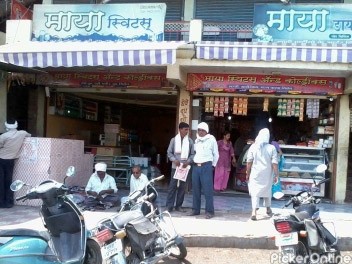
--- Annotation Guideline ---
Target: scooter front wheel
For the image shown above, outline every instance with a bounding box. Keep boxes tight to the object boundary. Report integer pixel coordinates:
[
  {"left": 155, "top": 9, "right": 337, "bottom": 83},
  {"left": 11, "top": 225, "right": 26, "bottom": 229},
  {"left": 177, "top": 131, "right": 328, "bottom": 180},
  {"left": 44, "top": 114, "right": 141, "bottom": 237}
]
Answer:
[{"left": 84, "top": 239, "right": 103, "bottom": 264}]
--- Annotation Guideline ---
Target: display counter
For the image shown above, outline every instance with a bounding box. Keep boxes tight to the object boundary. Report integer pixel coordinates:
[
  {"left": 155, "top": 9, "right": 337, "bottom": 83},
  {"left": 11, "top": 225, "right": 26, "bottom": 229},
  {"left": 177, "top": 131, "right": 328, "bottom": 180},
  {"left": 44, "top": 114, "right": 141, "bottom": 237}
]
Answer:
[
  {"left": 280, "top": 145, "right": 326, "bottom": 197},
  {"left": 13, "top": 137, "right": 94, "bottom": 206}
]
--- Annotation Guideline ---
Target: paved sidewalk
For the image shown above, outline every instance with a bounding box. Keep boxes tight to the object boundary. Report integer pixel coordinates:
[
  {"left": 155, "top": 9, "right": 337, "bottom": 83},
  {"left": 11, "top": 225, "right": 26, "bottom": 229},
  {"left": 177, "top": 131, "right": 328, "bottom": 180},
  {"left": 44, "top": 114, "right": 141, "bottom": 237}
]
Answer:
[{"left": 1, "top": 189, "right": 352, "bottom": 250}]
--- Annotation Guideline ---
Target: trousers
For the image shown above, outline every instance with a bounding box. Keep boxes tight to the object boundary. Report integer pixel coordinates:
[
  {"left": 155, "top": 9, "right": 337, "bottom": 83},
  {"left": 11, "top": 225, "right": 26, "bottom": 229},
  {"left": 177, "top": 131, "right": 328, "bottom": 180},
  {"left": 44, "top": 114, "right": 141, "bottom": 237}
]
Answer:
[
  {"left": 165, "top": 168, "right": 186, "bottom": 210},
  {"left": 0, "top": 158, "right": 15, "bottom": 207}
]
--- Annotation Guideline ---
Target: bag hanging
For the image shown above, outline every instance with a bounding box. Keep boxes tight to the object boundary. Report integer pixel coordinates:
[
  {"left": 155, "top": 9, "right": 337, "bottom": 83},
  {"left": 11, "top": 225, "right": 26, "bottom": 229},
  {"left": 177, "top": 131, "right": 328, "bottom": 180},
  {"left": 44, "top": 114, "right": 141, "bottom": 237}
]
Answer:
[{"left": 272, "top": 177, "right": 284, "bottom": 199}]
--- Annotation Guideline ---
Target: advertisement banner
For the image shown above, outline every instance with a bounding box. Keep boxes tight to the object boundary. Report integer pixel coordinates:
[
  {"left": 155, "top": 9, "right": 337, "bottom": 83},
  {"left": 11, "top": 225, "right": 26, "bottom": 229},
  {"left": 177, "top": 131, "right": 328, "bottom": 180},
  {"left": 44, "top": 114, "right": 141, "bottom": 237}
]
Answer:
[
  {"left": 253, "top": 4, "right": 352, "bottom": 42},
  {"left": 36, "top": 72, "right": 172, "bottom": 89},
  {"left": 32, "top": 3, "right": 166, "bottom": 42},
  {"left": 186, "top": 73, "right": 344, "bottom": 95}
]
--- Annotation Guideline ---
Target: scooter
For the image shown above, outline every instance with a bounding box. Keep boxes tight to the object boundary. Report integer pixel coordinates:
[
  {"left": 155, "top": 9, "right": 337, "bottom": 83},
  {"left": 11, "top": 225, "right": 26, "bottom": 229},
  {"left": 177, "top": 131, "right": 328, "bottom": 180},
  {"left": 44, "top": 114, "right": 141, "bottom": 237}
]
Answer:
[
  {"left": 0, "top": 166, "right": 103, "bottom": 264},
  {"left": 91, "top": 175, "right": 187, "bottom": 264},
  {"left": 273, "top": 164, "right": 341, "bottom": 264}
]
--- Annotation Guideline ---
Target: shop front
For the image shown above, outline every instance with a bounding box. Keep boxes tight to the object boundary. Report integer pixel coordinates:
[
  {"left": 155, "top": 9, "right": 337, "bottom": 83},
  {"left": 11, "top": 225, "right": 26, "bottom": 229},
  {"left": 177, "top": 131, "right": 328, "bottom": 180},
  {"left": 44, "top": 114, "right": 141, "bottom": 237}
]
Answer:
[
  {"left": 0, "top": 3, "right": 187, "bottom": 186},
  {"left": 186, "top": 72, "right": 344, "bottom": 199}
]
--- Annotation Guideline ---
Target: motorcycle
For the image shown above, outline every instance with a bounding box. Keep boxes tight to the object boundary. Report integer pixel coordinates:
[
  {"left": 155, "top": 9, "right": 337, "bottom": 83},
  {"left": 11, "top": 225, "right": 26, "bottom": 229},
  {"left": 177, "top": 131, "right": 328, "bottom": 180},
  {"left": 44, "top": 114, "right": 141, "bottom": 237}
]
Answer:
[
  {"left": 0, "top": 166, "right": 103, "bottom": 264},
  {"left": 91, "top": 175, "right": 187, "bottom": 264},
  {"left": 273, "top": 164, "right": 341, "bottom": 264}
]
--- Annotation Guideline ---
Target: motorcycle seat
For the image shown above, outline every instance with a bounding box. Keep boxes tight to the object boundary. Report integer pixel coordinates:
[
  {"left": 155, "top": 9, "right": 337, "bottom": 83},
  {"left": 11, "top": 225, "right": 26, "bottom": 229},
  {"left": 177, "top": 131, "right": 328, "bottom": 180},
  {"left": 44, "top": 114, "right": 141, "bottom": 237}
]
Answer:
[
  {"left": 0, "top": 228, "right": 51, "bottom": 241},
  {"left": 111, "top": 210, "right": 144, "bottom": 228}
]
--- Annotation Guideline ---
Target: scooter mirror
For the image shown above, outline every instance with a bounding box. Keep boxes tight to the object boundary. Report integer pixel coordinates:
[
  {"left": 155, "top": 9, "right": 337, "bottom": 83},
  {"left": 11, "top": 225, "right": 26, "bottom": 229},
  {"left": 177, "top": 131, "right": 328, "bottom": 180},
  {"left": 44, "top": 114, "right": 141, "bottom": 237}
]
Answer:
[
  {"left": 66, "top": 166, "right": 76, "bottom": 177},
  {"left": 316, "top": 164, "right": 327, "bottom": 173},
  {"left": 10, "top": 180, "right": 25, "bottom": 191}
]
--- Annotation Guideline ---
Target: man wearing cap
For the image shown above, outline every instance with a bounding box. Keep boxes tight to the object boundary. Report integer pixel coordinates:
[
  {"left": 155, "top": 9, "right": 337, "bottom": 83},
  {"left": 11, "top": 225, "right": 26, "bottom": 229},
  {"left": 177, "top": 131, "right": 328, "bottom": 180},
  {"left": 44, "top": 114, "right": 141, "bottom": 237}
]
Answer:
[
  {"left": 189, "top": 122, "right": 219, "bottom": 219},
  {"left": 0, "top": 118, "right": 31, "bottom": 208},
  {"left": 85, "top": 162, "right": 119, "bottom": 208},
  {"left": 165, "top": 122, "right": 195, "bottom": 213}
]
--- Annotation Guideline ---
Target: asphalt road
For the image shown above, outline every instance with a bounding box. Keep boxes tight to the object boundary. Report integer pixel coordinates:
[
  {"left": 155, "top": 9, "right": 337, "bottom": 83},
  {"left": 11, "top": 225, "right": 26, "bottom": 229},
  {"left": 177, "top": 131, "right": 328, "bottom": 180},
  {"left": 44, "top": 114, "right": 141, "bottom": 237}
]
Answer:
[{"left": 158, "top": 248, "right": 352, "bottom": 264}]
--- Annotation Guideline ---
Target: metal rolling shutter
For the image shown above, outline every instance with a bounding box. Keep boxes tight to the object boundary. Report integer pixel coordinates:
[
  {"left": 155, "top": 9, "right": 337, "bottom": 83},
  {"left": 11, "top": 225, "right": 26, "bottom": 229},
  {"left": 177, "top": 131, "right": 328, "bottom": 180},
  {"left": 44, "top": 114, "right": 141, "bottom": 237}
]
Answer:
[{"left": 195, "top": 0, "right": 343, "bottom": 23}]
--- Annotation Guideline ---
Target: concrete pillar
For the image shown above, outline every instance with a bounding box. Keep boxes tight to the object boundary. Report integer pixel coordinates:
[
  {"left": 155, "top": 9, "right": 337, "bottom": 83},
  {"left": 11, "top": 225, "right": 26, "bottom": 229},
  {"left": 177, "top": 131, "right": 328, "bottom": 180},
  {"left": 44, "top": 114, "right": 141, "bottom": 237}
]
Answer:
[
  {"left": 0, "top": 74, "right": 7, "bottom": 133},
  {"left": 191, "top": 98, "right": 202, "bottom": 140},
  {"left": 183, "top": 0, "right": 195, "bottom": 20},
  {"left": 189, "top": 19, "right": 203, "bottom": 42},
  {"left": 28, "top": 87, "right": 45, "bottom": 137},
  {"left": 334, "top": 95, "right": 350, "bottom": 203}
]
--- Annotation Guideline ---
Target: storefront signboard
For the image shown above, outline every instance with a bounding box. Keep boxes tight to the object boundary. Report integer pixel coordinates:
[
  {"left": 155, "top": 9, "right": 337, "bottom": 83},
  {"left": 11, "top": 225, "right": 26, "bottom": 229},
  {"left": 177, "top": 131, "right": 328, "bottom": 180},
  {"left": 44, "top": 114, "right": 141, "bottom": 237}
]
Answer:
[
  {"left": 253, "top": 4, "right": 352, "bottom": 43},
  {"left": 36, "top": 72, "right": 173, "bottom": 89},
  {"left": 186, "top": 73, "right": 344, "bottom": 95},
  {"left": 32, "top": 3, "right": 166, "bottom": 42}
]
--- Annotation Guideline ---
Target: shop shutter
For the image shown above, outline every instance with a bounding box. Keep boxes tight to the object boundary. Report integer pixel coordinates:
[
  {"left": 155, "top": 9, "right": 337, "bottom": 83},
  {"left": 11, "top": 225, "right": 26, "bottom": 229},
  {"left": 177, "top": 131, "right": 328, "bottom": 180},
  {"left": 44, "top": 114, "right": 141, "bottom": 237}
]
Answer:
[
  {"left": 52, "top": 0, "right": 182, "bottom": 21},
  {"left": 195, "top": 0, "right": 342, "bottom": 23}
]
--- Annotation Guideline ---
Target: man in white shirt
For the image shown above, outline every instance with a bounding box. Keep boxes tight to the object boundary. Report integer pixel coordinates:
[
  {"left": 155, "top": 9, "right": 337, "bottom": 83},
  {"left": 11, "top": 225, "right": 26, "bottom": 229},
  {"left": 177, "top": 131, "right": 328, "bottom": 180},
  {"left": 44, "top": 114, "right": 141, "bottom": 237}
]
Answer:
[
  {"left": 121, "top": 165, "right": 149, "bottom": 206},
  {"left": 85, "top": 162, "right": 119, "bottom": 208},
  {"left": 188, "top": 122, "right": 219, "bottom": 219},
  {"left": 130, "top": 165, "right": 149, "bottom": 193},
  {"left": 0, "top": 118, "right": 31, "bottom": 208}
]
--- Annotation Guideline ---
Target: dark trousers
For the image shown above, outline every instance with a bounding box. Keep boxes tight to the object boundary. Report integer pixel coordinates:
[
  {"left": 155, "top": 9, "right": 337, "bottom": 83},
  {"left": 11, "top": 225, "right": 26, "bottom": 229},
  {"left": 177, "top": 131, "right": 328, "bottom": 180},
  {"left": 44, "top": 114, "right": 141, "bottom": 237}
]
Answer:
[
  {"left": 0, "top": 158, "right": 15, "bottom": 207},
  {"left": 192, "top": 161, "right": 214, "bottom": 214},
  {"left": 165, "top": 168, "right": 186, "bottom": 210}
]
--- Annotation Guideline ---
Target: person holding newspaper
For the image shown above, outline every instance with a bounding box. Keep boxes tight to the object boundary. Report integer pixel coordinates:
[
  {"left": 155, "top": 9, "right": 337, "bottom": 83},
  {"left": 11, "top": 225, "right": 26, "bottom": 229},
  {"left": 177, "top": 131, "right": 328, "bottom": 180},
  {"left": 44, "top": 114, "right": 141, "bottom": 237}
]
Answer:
[{"left": 165, "top": 122, "right": 195, "bottom": 213}]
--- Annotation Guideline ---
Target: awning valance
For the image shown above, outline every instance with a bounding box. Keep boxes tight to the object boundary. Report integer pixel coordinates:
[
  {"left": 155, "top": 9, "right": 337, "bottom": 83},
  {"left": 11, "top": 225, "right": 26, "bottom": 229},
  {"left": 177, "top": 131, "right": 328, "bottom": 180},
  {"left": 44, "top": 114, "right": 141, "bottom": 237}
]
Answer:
[
  {"left": 196, "top": 41, "right": 352, "bottom": 63},
  {"left": 0, "top": 41, "right": 185, "bottom": 68}
]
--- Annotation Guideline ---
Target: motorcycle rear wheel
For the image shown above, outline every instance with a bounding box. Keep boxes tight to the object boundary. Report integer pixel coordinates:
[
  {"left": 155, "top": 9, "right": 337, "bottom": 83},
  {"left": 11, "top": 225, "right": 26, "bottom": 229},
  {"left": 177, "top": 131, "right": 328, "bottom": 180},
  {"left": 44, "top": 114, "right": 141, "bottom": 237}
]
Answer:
[
  {"left": 169, "top": 242, "right": 187, "bottom": 259},
  {"left": 84, "top": 239, "right": 103, "bottom": 264}
]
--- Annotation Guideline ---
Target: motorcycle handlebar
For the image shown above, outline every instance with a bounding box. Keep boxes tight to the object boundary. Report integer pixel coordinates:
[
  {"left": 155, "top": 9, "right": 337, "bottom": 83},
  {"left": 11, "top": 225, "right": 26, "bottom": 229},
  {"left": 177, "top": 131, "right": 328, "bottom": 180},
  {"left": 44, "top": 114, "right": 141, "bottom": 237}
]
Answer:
[
  {"left": 150, "top": 175, "right": 165, "bottom": 183},
  {"left": 16, "top": 194, "right": 28, "bottom": 201},
  {"left": 284, "top": 197, "right": 294, "bottom": 208}
]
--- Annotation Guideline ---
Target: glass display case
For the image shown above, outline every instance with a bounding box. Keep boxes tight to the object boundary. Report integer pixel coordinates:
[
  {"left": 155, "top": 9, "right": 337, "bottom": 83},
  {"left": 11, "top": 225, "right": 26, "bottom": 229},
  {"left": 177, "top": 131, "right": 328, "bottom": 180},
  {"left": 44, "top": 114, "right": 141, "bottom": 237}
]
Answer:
[{"left": 280, "top": 145, "right": 326, "bottom": 197}]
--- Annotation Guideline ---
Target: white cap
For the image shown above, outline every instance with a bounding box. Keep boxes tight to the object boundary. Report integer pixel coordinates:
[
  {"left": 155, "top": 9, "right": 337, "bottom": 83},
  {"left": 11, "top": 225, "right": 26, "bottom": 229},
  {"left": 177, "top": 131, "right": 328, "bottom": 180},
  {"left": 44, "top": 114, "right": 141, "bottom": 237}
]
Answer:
[
  {"left": 95, "top": 162, "right": 107, "bottom": 172},
  {"left": 197, "top": 122, "right": 209, "bottom": 133},
  {"left": 5, "top": 120, "right": 18, "bottom": 129}
]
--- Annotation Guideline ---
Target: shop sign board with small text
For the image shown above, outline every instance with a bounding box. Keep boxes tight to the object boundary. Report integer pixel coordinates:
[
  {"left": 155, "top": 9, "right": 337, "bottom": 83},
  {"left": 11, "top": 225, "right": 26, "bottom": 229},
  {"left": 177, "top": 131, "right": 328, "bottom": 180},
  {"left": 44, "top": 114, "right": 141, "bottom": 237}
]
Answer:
[{"left": 186, "top": 73, "right": 344, "bottom": 95}]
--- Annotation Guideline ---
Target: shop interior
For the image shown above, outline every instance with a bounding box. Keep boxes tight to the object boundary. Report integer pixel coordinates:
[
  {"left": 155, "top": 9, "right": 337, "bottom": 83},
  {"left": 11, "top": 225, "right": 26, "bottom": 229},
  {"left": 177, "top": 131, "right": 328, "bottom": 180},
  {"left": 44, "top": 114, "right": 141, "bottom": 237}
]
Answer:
[{"left": 195, "top": 95, "right": 335, "bottom": 197}]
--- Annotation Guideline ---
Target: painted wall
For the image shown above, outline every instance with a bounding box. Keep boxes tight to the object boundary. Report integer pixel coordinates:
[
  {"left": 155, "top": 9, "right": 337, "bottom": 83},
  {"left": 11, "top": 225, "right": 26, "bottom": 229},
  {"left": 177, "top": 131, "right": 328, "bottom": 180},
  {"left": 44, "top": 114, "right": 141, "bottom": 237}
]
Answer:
[{"left": 46, "top": 113, "right": 102, "bottom": 144}]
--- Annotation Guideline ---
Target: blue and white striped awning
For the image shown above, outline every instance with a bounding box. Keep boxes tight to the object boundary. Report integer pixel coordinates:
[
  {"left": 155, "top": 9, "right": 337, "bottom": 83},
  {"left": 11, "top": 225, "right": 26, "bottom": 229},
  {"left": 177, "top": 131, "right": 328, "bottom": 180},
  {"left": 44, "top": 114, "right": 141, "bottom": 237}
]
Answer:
[
  {"left": 0, "top": 41, "right": 185, "bottom": 68},
  {"left": 196, "top": 41, "right": 352, "bottom": 63}
]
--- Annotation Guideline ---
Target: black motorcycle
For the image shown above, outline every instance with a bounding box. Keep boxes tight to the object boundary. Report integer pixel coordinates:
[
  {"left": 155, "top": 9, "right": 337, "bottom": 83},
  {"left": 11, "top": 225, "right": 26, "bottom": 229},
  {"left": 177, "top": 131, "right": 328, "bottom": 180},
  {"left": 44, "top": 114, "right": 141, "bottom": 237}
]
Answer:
[
  {"left": 273, "top": 164, "right": 341, "bottom": 264},
  {"left": 91, "top": 175, "right": 187, "bottom": 264}
]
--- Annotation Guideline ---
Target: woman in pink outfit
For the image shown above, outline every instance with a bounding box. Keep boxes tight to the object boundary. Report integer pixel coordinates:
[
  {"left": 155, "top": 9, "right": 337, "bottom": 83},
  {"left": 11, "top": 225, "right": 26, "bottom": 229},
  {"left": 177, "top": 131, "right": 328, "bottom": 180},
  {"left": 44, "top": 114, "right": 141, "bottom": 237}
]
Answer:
[{"left": 214, "top": 131, "right": 236, "bottom": 192}]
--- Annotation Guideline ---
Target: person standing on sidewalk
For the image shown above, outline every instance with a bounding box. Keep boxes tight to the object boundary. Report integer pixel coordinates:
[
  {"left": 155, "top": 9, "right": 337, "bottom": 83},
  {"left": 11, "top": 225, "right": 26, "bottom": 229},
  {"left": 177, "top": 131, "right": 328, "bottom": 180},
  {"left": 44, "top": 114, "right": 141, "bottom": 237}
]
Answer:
[
  {"left": 0, "top": 118, "right": 31, "bottom": 208},
  {"left": 189, "top": 122, "right": 219, "bottom": 219},
  {"left": 246, "top": 128, "right": 279, "bottom": 221},
  {"left": 214, "top": 131, "right": 236, "bottom": 192},
  {"left": 166, "top": 122, "right": 195, "bottom": 212}
]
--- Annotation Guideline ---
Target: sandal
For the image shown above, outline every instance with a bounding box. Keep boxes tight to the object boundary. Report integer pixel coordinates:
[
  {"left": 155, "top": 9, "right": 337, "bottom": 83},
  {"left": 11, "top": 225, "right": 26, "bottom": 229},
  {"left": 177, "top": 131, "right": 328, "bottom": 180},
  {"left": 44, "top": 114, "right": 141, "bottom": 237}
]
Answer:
[{"left": 266, "top": 208, "right": 273, "bottom": 215}]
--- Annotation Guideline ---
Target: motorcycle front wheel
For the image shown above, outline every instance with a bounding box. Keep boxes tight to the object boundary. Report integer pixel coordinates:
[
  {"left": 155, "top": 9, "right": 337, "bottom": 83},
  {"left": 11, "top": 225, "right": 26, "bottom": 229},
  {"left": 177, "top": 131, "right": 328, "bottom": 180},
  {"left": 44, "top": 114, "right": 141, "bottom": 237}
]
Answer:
[
  {"left": 168, "top": 242, "right": 187, "bottom": 259},
  {"left": 84, "top": 239, "right": 103, "bottom": 264}
]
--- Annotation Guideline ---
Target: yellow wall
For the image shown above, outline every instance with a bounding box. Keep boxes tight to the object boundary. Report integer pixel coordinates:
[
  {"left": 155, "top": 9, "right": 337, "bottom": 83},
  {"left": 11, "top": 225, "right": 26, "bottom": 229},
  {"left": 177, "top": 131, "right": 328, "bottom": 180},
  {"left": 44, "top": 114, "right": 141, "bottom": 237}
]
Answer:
[{"left": 46, "top": 113, "right": 102, "bottom": 142}]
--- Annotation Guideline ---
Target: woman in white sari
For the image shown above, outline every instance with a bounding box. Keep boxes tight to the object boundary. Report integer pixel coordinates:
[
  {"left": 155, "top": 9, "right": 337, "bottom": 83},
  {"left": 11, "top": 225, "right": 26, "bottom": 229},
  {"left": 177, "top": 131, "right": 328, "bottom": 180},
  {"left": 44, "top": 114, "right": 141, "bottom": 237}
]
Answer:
[{"left": 246, "top": 128, "right": 279, "bottom": 221}]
